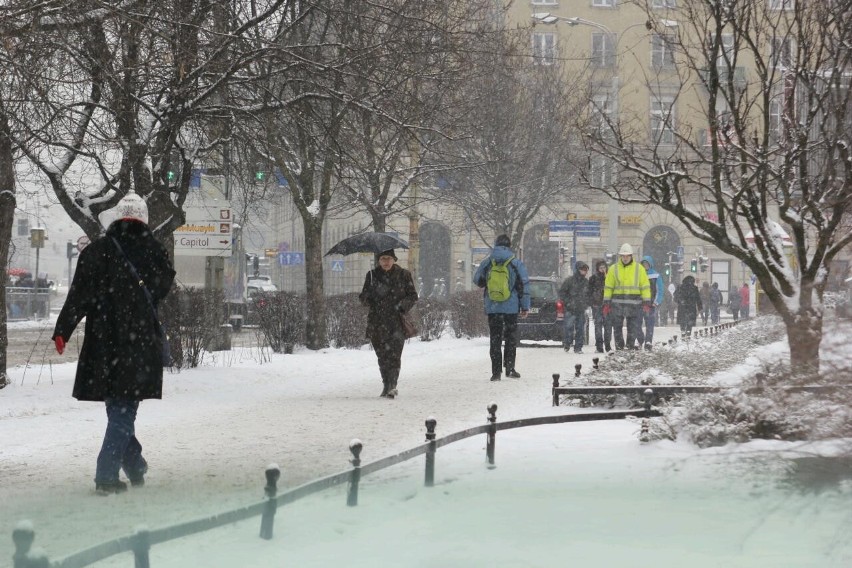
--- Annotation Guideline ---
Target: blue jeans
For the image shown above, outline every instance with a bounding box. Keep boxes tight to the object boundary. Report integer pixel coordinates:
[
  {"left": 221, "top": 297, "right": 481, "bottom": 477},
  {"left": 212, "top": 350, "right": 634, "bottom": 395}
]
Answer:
[
  {"left": 95, "top": 399, "right": 147, "bottom": 484},
  {"left": 563, "top": 311, "right": 585, "bottom": 351},
  {"left": 636, "top": 306, "right": 657, "bottom": 347}
]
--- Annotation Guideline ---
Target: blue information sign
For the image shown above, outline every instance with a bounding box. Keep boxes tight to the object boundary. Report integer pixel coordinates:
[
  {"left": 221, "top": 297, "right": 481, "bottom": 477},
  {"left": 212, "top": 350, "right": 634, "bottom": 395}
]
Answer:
[{"left": 278, "top": 252, "right": 304, "bottom": 266}]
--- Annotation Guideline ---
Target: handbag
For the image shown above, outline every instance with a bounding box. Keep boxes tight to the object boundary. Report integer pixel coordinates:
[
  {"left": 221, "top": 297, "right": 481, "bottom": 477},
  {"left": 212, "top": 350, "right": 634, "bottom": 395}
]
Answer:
[
  {"left": 401, "top": 311, "right": 418, "bottom": 340},
  {"left": 111, "top": 237, "right": 171, "bottom": 366}
]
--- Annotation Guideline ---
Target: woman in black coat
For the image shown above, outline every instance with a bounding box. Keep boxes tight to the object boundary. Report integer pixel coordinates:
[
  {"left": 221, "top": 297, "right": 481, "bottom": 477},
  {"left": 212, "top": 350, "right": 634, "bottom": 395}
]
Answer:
[
  {"left": 53, "top": 193, "right": 175, "bottom": 494},
  {"left": 674, "top": 275, "right": 702, "bottom": 337},
  {"left": 359, "top": 249, "right": 418, "bottom": 399}
]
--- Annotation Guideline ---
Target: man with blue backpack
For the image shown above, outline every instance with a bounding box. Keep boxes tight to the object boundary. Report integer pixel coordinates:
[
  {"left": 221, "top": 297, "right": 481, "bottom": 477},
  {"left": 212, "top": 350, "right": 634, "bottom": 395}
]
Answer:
[{"left": 473, "top": 234, "right": 531, "bottom": 382}]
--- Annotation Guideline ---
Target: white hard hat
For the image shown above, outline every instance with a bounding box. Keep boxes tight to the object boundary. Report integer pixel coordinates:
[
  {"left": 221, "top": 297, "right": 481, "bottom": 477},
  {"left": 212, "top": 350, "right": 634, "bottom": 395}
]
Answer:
[{"left": 619, "top": 243, "right": 633, "bottom": 256}]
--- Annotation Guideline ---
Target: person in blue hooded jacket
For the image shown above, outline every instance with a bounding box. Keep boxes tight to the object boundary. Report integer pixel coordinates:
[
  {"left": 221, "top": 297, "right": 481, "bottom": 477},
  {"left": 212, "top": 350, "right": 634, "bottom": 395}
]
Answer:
[
  {"left": 636, "top": 255, "right": 664, "bottom": 350},
  {"left": 473, "top": 234, "right": 531, "bottom": 382}
]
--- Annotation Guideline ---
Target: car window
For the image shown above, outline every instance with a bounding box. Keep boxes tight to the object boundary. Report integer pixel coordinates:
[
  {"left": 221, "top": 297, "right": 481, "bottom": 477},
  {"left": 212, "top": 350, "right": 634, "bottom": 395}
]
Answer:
[{"left": 529, "top": 281, "right": 556, "bottom": 300}]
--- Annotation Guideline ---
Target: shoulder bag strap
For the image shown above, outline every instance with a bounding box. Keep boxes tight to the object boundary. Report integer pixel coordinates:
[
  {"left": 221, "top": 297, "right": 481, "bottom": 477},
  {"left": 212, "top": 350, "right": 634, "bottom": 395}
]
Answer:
[{"left": 110, "top": 237, "right": 160, "bottom": 326}]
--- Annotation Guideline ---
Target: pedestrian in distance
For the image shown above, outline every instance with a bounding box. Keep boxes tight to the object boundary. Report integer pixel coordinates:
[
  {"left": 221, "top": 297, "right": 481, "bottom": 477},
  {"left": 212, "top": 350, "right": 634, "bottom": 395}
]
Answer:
[
  {"left": 587, "top": 260, "right": 609, "bottom": 352},
  {"left": 740, "top": 283, "right": 750, "bottom": 319},
  {"left": 359, "top": 249, "right": 419, "bottom": 399},
  {"left": 674, "top": 275, "right": 702, "bottom": 337},
  {"left": 52, "top": 192, "right": 176, "bottom": 495},
  {"left": 473, "top": 234, "right": 531, "bottom": 382},
  {"left": 559, "top": 261, "right": 590, "bottom": 353},
  {"left": 709, "top": 282, "right": 723, "bottom": 324},
  {"left": 699, "top": 281, "right": 711, "bottom": 326},
  {"left": 728, "top": 284, "right": 742, "bottom": 321},
  {"left": 602, "top": 243, "right": 652, "bottom": 351},
  {"left": 667, "top": 282, "right": 678, "bottom": 324},
  {"left": 636, "top": 256, "right": 664, "bottom": 351}
]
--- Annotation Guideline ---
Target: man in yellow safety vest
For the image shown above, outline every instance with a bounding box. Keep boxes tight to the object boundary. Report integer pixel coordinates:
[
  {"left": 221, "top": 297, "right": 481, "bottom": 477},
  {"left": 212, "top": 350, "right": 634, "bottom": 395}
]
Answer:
[{"left": 602, "top": 243, "right": 652, "bottom": 350}]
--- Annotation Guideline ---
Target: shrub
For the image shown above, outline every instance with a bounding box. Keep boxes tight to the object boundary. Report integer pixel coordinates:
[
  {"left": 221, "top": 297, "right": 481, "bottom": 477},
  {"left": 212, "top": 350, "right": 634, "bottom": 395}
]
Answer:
[
  {"left": 327, "top": 293, "right": 369, "bottom": 348},
  {"left": 449, "top": 290, "right": 489, "bottom": 338},
  {"left": 253, "top": 291, "right": 305, "bottom": 353},
  {"left": 160, "top": 287, "right": 223, "bottom": 369},
  {"left": 415, "top": 297, "right": 448, "bottom": 341}
]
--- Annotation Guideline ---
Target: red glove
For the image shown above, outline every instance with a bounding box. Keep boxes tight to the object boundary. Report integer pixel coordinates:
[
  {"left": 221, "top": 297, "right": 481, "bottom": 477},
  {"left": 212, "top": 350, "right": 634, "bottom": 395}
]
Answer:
[
  {"left": 602, "top": 303, "right": 611, "bottom": 317},
  {"left": 642, "top": 303, "right": 651, "bottom": 314},
  {"left": 54, "top": 337, "right": 65, "bottom": 355}
]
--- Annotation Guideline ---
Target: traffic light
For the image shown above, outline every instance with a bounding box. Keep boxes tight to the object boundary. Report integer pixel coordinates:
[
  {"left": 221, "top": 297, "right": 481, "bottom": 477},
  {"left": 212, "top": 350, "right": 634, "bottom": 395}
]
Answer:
[
  {"left": 166, "top": 151, "right": 181, "bottom": 183},
  {"left": 254, "top": 163, "right": 267, "bottom": 183},
  {"left": 663, "top": 263, "right": 671, "bottom": 276},
  {"left": 699, "top": 255, "right": 709, "bottom": 273},
  {"left": 690, "top": 259, "right": 698, "bottom": 272},
  {"left": 605, "top": 252, "right": 615, "bottom": 265},
  {"left": 66, "top": 241, "right": 78, "bottom": 260}
]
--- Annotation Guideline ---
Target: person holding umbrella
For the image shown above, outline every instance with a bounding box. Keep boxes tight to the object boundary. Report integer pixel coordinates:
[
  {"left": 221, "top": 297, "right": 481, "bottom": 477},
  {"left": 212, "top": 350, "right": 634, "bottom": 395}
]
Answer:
[{"left": 359, "top": 249, "right": 418, "bottom": 399}]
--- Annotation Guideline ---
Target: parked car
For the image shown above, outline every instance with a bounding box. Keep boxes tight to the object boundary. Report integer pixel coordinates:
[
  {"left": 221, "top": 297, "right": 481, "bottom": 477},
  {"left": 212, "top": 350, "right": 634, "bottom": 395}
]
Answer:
[{"left": 517, "top": 276, "right": 564, "bottom": 342}]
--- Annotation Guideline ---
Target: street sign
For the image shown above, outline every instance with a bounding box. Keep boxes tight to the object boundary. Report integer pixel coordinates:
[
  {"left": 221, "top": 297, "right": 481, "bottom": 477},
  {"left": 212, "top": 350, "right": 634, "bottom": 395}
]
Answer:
[
  {"left": 330, "top": 260, "right": 344, "bottom": 272},
  {"left": 676, "top": 246, "right": 684, "bottom": 261},
  {"left": 549, "top": 219, "right": 601, "bottom": 241},
  {"left": 175, "top": 204, "right": 233, "bottom": 257},
  {"left": 278, "top": 252, "right": 304, "bottom": 266}
]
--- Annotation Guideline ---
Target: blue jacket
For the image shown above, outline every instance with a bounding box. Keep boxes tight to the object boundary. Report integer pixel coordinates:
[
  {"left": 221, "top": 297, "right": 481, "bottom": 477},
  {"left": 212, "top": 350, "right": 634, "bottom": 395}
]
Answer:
[
  {"left": 473, "top": 246, "right": 531, "bottom": 314},
  {"left": 642, "top": 255, "right": 665, "bottom": 306}
]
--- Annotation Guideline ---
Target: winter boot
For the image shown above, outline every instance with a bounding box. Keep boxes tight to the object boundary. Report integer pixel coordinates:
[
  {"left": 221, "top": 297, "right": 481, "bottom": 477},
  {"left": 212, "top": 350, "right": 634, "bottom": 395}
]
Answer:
[
  {"left": 380, "top": 379, "right": 390, "bottom": 398},
  {"left": 95, "top": 480, "right": 128, "bottom": 495},
  {"left": 386, "top": 374, "right": 398, "bottom": 399}
]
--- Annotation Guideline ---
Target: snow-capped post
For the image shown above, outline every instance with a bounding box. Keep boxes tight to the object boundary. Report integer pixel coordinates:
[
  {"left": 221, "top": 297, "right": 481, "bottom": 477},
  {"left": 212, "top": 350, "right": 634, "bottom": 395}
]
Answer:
[
  {"left": 424, "top": 417, "right": 437, "bottom": 487},
  {"left": 643, "top": 389, "right": 655, "bottom": 412},
  {"left": 131, "top": 526, "right": 151, "bottom": 568},
  {"left": 259, "top": 463, "right": 280, "bottom": 540},
  {"left": 552, "top": 374, "right": 560, "bottom": 406},
  {"left": 347, "top": 439, "right": 363, "bottom": 507},
  {"left": 486, "top": 402, "right": 498, "bottom": 469},
  {"left": 574, "top": 363, "right": 582, "bottom": 378},
  {"left": 592, "top": 357, "right": 599, "bottom": 370},
  {"left": 12, "top": 521, "right": 49, "bottom": 568}
]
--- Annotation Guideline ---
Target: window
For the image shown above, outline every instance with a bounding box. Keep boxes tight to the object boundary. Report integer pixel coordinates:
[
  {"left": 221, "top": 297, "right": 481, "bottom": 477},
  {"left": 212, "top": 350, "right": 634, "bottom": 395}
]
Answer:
[
  {"left": 592, "top": 33, "right": 616, "bottom": 68},
  {"left": 531, "top": 0, "right": 558, "bottom": 4},
  {"left": 768, "top": 0, "right": 794, "bottom": 10},
  {"left": 532, "top": 32, "right": 556, "bottom": 65},
  {"left": 769, "top": 99, "right": 783, "bottom": 144},
  {"left": 17, "top": 218, "right": 29, "bottom": 237},
  {"left": 651, "top": 34, "right": 676, "bottom": 69},
  {"left": 591, "top": 93, "right": 614, "bottom": 133},
  {"left": 592, "top": 0, "right": 616, "bottom": 6},
  {"left": 771, "top": 37, "right": 793, "bottom": 68},
  {"left": 652, "top": 0, "right": 677, "bottom": 6},
  {"left": 651, "top": 95, "right": 676, "bottom": 144},
  {"left": 591, "top": 156, "right": 614, "bottom": 189},
  {"left": 717, "top": 34, "right": 734, "bottom": 66}
]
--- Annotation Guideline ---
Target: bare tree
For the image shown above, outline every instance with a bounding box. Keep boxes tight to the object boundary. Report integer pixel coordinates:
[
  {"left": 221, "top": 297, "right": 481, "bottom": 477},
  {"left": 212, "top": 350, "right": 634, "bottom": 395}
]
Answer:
[
  {"left": 584, "top": 0, "right": 852, "bottom": 371},
  {"left": 430, "top": 26, "right": 588, "bottom": 249}
]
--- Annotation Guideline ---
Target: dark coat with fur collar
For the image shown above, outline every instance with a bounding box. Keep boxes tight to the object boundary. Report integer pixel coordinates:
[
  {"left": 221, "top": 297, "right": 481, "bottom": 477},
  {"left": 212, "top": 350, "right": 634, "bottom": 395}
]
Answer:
[
  {"left": 359, "top": 264, "right": 418, "bottom": 341},
  {"left": 53, "top": 220, "right": 175, "bottom": 401}
]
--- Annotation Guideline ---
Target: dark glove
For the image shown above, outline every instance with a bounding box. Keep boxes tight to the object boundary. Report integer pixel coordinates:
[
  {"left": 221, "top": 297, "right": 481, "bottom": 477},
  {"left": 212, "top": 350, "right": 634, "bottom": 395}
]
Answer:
[
  {"left": 54, "top": 336, "right": 65, "bottom": 355},
  {"left": 602, "top": 303, "right": 611, "bottom": 317},
  {"left": 642, "top": 303, "right": 651, "bottom": 315}
]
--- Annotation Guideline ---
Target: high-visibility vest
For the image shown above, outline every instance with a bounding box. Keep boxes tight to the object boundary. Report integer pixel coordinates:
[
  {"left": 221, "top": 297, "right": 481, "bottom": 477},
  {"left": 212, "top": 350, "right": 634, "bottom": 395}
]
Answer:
[{"left": 603, "top": 260, "right": 651, "bottom": 305}]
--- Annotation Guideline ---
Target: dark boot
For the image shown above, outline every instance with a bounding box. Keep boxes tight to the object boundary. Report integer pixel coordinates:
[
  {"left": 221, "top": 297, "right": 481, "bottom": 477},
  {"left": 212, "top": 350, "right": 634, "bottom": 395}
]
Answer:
[
  {"left": 380, "top": 380, "right": 389, "bottom": 398},
  {"left": 386, "top": 373, "right": 399, "bottom": 399},
  {"left": 95, "top": 480, "right": 128, "bottom": 495}
]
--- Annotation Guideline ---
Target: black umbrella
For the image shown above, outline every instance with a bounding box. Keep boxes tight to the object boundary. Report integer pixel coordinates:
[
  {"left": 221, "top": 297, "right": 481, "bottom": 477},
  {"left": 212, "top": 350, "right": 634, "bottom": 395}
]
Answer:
[{"left": 325, "top": 232, "right": 410, "bottom": 256}]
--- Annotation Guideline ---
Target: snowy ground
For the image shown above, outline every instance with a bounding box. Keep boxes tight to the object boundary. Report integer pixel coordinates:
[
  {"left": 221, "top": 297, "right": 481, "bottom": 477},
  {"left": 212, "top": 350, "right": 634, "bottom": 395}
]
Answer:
[{"left": 1, "top": 316, "right": 850, "bottom": 567}]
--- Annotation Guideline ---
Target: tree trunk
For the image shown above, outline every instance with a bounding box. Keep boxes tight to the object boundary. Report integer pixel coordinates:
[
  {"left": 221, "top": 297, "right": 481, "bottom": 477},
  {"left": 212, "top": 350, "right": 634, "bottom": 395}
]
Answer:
[
  {"left": 303, "top": 218, "right": 328, "bottom": 349},
  {"left": 0, "top": 113, "right": 17, "bottom": 382},
  {"left": 785, "top": 309, "right": 823, "bottom": 375}
]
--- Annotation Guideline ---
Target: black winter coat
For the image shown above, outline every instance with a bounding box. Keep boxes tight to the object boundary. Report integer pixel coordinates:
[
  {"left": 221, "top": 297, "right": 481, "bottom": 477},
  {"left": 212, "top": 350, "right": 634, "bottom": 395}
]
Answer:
[
  {"left": 359, "top": 264, "right": 418, "bottom": 341},
  {"left": 559, "top": 273, "right": 590, "bottom": 314},
  {"left": 53, "top": 220, "right": 175, "bottom": 401},
  {"left": 674, "top": 276, "right": 702, "bottom": 328},
  {"left": 587, "top": 272, "right": 606, "bottom": 307}
]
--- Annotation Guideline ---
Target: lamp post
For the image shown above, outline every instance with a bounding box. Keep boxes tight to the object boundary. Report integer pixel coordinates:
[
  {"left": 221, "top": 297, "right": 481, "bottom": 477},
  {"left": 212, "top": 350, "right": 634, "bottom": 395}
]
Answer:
[{"left": 531, "top": 13, "right": 672, "bottom": 255}]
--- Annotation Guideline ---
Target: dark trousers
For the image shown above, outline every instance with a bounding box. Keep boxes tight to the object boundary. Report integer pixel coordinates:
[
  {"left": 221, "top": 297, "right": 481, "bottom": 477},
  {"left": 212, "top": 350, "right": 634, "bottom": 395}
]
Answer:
[
  {"left": 371, "top": 335, "right": 405, "bottom": 387},
  {"left": 592, "top": 306, "right": 606, "bottom": 351},
  {"left": 488, "top": 313, "right": 518, "bottom": 375},
  {"left": 96, "top": 399, "right": 147, "bottom": 484},
  {"left": 610, "top": 304, "right": 641, "bottom": 350}
]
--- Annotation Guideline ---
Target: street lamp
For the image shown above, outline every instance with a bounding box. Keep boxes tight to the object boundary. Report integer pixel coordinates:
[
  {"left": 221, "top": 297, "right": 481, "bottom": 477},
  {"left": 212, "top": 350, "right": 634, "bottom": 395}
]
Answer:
[{"left": 530, "top": 13, "right": 670, "bottom": 255}]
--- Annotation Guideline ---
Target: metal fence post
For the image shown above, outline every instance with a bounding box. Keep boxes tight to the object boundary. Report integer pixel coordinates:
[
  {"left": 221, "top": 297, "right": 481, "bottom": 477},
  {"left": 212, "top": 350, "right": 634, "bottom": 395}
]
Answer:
[
  {"left": 12, "top": 522, "right": 49, "bottom": 568},
  {"left": 486, "top": 402, "right": 498, "bottom": 469},
  {"left": 347, "top": 439, "right": 363, "bottom": 507},
  {"left": 574, "top": 363, "right": 582, "bottom": 378},
  {"left": 424, "top": 417, "right": 437, "bottom": 487},
  {"left": 592, "top": 357, "right": 599, "bottom": 370},
  {"left": 552, "top": 374, "right": 560, "bottom": 406},
  {"left": 259, "top": 464, "right": 280, "bottom": 540},
  {"left": 132, "top": 527, "right": 151, "bottom": 568}
]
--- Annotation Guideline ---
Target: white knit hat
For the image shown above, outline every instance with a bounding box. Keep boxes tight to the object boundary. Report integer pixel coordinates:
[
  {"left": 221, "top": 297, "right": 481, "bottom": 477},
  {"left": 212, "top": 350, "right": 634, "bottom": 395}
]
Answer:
[{"left": 114, "top": 192, "right": 148, "bottom": 224}]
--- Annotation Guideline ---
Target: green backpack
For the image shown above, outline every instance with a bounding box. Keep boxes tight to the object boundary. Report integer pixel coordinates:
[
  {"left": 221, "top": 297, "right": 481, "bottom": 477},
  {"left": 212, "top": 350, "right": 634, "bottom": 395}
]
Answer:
[{"left": 487, "top": 255, "right": 515, "bottom": 302}]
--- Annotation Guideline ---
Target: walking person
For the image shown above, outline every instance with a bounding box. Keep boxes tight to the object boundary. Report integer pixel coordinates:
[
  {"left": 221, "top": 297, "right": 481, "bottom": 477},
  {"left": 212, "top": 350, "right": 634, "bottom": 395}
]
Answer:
[
  {"left": 602, "top": 243, "right": 652, "bottom": 351},
  {"left": 740, "top": 283, "right": 750, "bottom": 319},
  {"left": 588, "top": 260, "right": 609, "bottom": 352},
  {"left": 699, "top": 281, "right": 711, "bottom": 326},
  {"left": 636, "top": 256, "right": 664, "bottom": 351},
  {"left": 667, "top": 282, "right": 678, "bottom": 324},
  {"left": 359, "top": 249, "right": 419, "bottom": 399},
  {"left": 728, "top": 284, "right": 742, "bottom": 321},
  {"left": 559, "top": 261, "right": 590, "bottom": 354},
  {"left": 674, "top": 275, "right": 702, "bottom": 338},
  {"left": 52, "top": 193, "right": 175, "bottom": 494},
  {"left": 473, "top": 234, "right": 530, "bottom": 381},
  {"left": 709, "top": 282, "right": 723, "bottom": 324}
]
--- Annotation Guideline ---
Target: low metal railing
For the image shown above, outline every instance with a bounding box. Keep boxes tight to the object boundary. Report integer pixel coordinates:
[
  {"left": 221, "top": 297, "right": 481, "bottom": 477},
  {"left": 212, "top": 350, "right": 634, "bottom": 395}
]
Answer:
[
  {"left": 6, "top": 287, "right": 52, "bottom": 320},
  {"left": 11, "top": 405, "right": 658, "bottom": 568}
]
